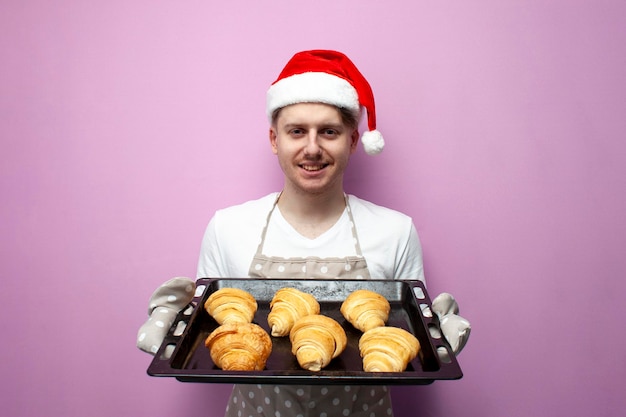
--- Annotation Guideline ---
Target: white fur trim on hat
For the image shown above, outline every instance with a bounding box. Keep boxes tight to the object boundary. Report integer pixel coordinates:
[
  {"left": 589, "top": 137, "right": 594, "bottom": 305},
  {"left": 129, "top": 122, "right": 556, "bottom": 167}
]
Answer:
[
  {"left": 361, "top": 129, "right": 384, "bottom": 155},
  {"left": 266, "top": 72, "right": 360, "bottom": 120}
]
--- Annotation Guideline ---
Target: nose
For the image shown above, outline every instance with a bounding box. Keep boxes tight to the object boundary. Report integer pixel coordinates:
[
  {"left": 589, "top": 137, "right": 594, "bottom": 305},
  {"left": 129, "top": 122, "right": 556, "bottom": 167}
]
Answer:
[{"left": 304, "top": 131, "right": 322, "bottom": 156}]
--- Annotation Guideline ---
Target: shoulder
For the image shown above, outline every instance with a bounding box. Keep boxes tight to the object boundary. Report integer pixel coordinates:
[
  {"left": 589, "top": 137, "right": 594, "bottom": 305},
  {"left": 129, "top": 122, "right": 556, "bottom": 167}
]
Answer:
[
  {"left": 347, "top": 194, "right": 416, "bottom": 246},
  {"left": 202, "top": 193, "right": 277, "bottom": 264},
  {"left": 198, "top": 193, "right": 278, "bottom": 276},
  {"left": 207, "top": 193, "right": 278, "bottom": 242},
  {"left": 213, "top": 193, "right": 278, "bottom": 223},
  {"left": 347, "top": 195, "right": 423, "bottom": 281},
  {"left": 347, "top": 195, "right": 413, "bottom": 227}
]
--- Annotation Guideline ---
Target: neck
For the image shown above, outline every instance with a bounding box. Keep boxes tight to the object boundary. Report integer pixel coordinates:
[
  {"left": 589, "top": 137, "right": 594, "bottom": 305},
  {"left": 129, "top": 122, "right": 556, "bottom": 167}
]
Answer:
[{"left": 277, "top": 186, "right": 347, "bottom": 239}]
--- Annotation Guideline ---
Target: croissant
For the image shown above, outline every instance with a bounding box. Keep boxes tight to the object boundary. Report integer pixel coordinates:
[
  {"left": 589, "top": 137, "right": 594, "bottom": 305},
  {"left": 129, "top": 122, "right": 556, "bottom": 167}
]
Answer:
[
  {"left": 340, "top": 289, "right": 391, "bottom": 332},
  {"left": 268, "top": 287, "right": 320, "bottom": 337},
  {"left": 359, "top": 326, "right": 420, "bottom": 372},
  {"left": 289, "top": 314, "right": 347, "bottom": 371},
  {"left": 204, "top": 287, "right": 257, "bottom": 324},
  {"left": 204, "top": 322, "right": 272, "bottom": 371}
]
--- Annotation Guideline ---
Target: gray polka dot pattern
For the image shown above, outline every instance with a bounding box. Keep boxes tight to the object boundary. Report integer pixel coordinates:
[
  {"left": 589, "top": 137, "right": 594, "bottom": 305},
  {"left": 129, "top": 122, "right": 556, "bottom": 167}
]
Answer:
[{"left": 224, "top": 384, "right": 393, "bottom": 417}]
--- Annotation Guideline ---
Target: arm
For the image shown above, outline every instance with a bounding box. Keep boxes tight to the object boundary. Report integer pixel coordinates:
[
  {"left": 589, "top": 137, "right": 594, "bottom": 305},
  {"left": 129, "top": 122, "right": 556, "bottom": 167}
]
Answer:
[
  {"left": 197, "top": 215, "right": 223, "bottom": 279},
  {"left": 397, "top": 222, "right": 471, "bottom": 357},
  {"left": 393, "top": 223, "right": 425, "bottom": 282},
  {"left": 138, "top": 216, "right": 220, "bottom": 355}
]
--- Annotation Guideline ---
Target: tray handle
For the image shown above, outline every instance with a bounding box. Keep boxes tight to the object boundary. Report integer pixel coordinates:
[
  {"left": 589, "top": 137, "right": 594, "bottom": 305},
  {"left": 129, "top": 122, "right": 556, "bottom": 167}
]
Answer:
[
  {"left": 152, "top": 279, "right": 210, "bottom": 363},
  {"left": 409, "top": 281, "right": 463, "bottom": 372}
]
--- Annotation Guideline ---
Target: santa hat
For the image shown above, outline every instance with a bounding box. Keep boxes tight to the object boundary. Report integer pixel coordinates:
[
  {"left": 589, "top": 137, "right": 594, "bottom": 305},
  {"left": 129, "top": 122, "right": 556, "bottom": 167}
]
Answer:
[{"left": 266, "top": 50, "right": 384, "bottom": 155}]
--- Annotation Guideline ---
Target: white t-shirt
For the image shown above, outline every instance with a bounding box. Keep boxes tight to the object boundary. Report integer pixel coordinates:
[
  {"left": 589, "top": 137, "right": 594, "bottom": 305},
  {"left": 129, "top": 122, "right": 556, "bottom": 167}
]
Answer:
[{"left": 197, "top": 192, "right": 425, "bottom": 282}]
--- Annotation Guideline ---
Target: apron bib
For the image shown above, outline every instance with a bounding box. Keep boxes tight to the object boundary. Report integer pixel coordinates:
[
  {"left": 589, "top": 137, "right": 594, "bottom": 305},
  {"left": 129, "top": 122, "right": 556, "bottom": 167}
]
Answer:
[
  {"left": 248, "top": 194, "right": 371, "bottom": 279},
  {"left": 223, "top": 195, "right": 393, "bottom": 417}
]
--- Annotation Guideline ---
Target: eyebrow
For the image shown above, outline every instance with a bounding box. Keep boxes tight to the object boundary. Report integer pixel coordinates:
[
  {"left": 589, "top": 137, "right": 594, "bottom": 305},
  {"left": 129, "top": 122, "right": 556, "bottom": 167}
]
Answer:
[{"left": 282, "top": 122, "right": 344, "bottom": 130}]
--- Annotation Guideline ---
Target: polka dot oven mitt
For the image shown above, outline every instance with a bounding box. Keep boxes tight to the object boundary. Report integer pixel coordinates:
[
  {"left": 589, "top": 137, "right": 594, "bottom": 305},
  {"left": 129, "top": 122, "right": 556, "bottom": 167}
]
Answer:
[
  {"left": 137, "top": 277, "right": 196, "bottom": 355},
  {"left": 431, "top": 292, "right": 471, "bottom": 358}
]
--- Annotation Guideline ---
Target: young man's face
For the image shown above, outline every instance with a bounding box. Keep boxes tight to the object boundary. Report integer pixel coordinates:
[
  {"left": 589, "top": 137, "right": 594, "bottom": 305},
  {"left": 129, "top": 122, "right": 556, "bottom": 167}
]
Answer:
[{"left": 269, "top": 103, "right": 359, "bottom": 196}]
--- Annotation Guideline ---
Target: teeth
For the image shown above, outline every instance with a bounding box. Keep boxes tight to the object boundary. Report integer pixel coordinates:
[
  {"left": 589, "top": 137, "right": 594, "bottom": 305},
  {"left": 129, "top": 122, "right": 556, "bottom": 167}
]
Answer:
[{"left": 302, "top": 165, "right": 325, "bottom": 171}]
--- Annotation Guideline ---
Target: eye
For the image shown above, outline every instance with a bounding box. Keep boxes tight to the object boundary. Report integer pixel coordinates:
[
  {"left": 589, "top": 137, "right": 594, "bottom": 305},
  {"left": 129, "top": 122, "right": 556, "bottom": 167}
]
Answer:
[
  {"left": 288, "top": 128, "right": 306, "bottom": 137},
  {"left": 320, "top": 128, "right": 339, "bottom": 138}
]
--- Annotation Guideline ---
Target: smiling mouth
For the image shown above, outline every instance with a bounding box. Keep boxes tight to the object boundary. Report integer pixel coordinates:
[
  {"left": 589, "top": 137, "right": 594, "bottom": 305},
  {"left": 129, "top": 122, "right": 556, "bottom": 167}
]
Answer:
[{"left": 300, "top": 164, "right": 328, "bottom": 171}]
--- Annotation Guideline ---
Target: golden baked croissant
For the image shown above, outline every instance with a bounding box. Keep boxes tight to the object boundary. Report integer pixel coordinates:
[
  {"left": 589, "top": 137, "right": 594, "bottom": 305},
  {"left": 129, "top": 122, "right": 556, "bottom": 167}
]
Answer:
[
  {"left": 204, "top": 287, "right": 257, "bottom": 324},
  {"left": 204, "top": 322, "right": 272, "bottom": 371},
  {"left": 267, "top": 287, "right": 320, "bottom": 337},
  {"left": 340, "top": 289, "right": 391, "bottom": 332},
  {"left": 359, "top": 326, "right": 420, "bottom": 372},
  {"left": 289, "top": 314, "right": 347, "bottom": 371}
]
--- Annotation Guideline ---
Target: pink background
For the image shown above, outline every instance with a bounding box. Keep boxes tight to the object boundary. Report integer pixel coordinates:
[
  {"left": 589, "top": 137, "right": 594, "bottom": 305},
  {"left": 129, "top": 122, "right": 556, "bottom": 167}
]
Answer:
[{"left": 2, "top": 1, "right": 625, "bottom": 416}]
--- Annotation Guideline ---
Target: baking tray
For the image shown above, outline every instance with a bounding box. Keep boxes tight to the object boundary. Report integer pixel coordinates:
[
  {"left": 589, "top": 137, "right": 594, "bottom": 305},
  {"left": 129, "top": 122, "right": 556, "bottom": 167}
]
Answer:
[{"left": 147, "top": 278, "right": 463, "bottom": 385}]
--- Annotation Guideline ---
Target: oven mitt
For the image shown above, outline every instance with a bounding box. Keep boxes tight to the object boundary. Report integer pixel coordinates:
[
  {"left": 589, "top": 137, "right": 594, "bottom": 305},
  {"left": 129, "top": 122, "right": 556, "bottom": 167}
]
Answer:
[
  {"left": 431, "top": 292, "right": 471, "bottom": 360},
  {"left": 136, "top": 277, "right": 196, "bottom": 355}
]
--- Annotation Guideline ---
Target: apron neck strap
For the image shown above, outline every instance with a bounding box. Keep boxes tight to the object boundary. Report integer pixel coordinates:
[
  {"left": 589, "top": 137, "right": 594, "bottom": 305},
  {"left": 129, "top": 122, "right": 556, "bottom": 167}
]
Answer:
[{"left": 254, "top": 192, "right": 364, "bottom": 256}]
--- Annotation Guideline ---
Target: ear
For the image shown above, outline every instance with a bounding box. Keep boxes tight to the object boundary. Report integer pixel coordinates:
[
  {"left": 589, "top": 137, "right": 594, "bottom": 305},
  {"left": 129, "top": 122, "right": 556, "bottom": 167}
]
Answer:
[
  {"left": 269, "top": 127, "right": 278, "bottom": 155},
  {"left": 349, "top": 129, "right": 359, "bottom": 154}
]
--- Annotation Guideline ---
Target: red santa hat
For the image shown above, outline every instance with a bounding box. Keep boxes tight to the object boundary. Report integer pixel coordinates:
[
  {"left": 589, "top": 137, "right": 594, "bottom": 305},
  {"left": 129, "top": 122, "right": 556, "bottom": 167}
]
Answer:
[{"left": 266, "top": 50, "right": 384, "bottom": 155}]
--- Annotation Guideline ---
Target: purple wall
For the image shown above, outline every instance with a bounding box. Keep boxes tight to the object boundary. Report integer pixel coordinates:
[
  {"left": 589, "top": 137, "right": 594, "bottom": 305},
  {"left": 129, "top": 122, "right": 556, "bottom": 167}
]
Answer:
[{"left": 2, "top": 1, "right": 625, "bottom": 416}]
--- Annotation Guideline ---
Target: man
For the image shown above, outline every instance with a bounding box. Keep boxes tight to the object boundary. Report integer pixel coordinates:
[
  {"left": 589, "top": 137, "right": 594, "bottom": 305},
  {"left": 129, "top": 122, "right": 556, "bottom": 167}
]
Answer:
[
  {"left": 197, "top": 50, "right": 423, "bottom": 283},
  {"left": 138, "top": 50, "right": 470, "bottom": 417}
]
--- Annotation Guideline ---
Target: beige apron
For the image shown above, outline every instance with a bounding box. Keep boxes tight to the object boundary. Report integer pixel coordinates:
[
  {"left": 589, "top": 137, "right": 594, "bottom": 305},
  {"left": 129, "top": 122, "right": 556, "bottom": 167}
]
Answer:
[
  {"left": 223, "top": 196, "right": 394, "bottom": 417},
  {"left": 249, "top": 194, "right": 371, "bottom": 279}
]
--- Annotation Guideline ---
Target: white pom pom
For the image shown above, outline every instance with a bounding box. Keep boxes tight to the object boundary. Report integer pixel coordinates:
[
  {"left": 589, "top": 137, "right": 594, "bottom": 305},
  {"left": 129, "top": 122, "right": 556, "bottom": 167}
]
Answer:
[{"left": 361, "top": 130, "right": 384, "bottom": 155}]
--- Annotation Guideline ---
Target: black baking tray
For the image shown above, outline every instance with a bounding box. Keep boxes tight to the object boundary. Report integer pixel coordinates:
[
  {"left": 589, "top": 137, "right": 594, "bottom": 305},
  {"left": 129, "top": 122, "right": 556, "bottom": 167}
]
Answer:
[{"left": 147, "top": 278, "right": 463, "bottom": 385}]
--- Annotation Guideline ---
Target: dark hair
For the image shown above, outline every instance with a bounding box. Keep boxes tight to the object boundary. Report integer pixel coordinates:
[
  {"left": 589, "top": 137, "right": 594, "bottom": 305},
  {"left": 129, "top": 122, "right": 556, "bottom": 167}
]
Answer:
[{"left": 271, "top": 105, "right": 360, "bottom": 130}]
